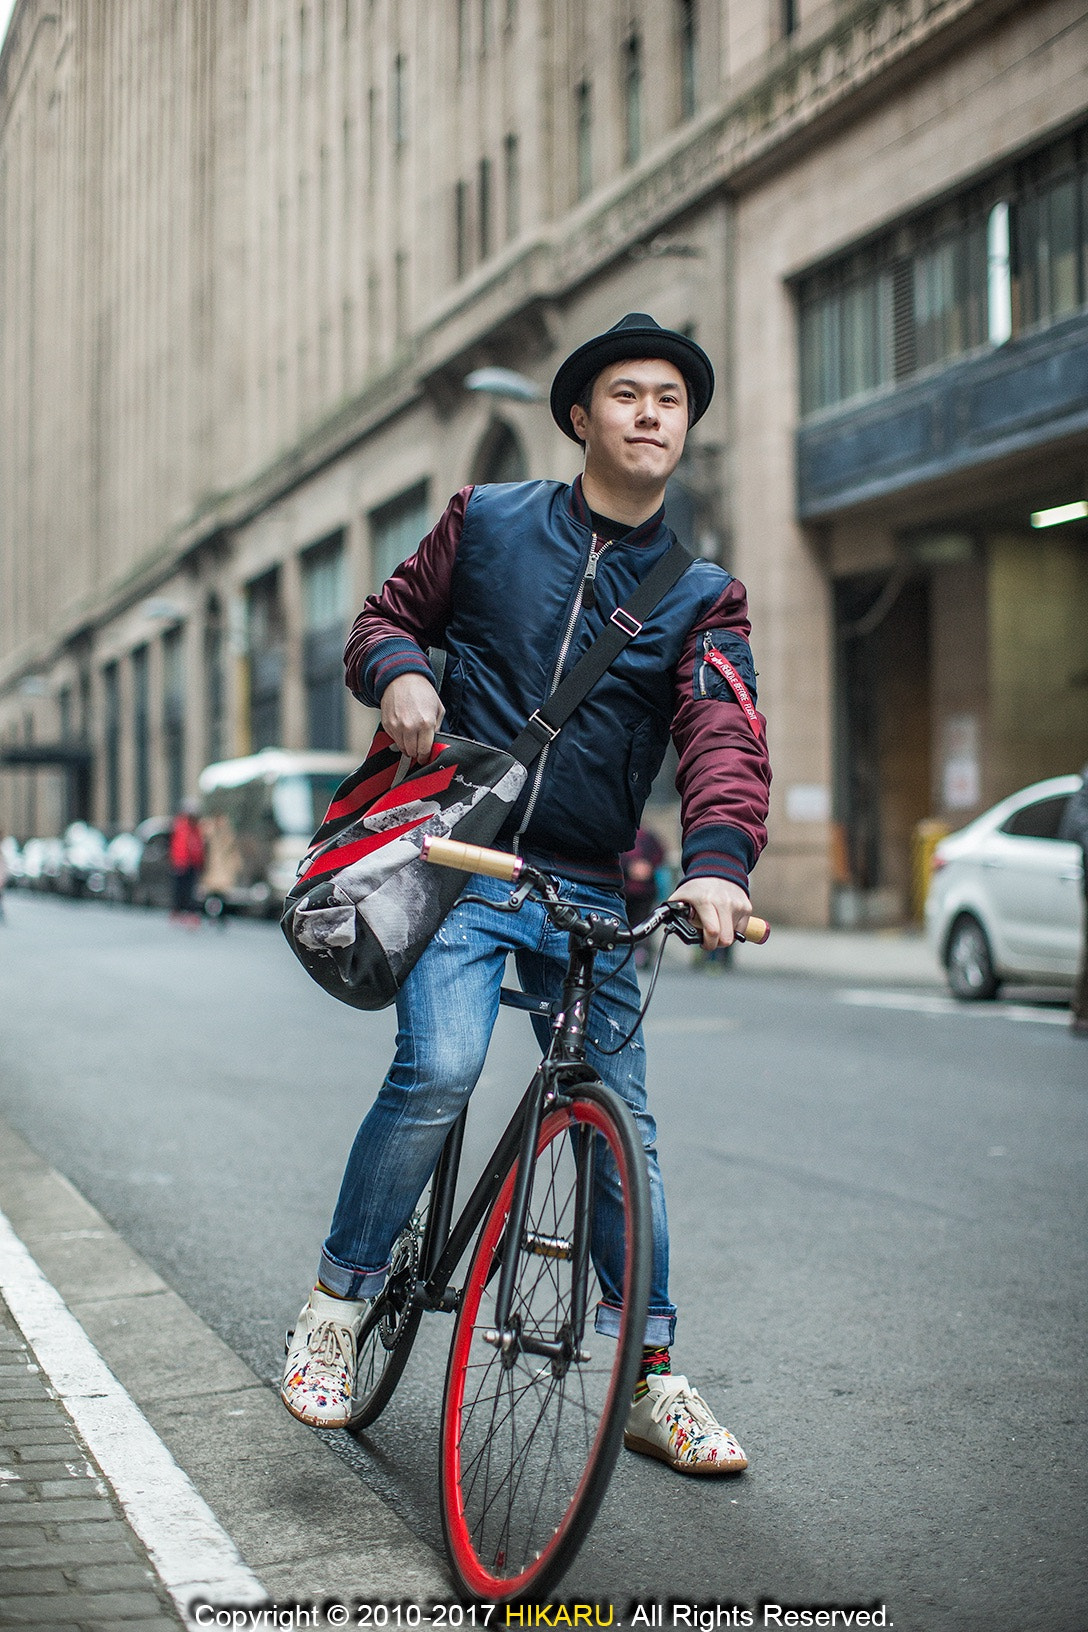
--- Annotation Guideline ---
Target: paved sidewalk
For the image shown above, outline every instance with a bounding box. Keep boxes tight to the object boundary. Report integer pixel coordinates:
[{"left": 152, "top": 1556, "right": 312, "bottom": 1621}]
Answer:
[
  {"left": 0, "top": 1291, "right": 185, "bottom": 1631},
  {"left": 660, "top": 922, "right": 946, "bottom": 986},
  {"left": 730, "top": 924, "right": 944, "bottom": 985},
  {"left": 0, "top": 1116, "right": 449, "bottom": 1628}
]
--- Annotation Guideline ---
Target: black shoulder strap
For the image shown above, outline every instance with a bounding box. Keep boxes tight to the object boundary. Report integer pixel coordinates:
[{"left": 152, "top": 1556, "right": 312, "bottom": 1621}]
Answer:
[{"left": 509, "top": 539, "right": 695, "bottom": 765}]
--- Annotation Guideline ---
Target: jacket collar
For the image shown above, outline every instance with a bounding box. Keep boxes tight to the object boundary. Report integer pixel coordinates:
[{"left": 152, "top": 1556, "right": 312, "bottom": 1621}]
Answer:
[{"left": 568, "top": 474, "right": 667, "bottom": 549}]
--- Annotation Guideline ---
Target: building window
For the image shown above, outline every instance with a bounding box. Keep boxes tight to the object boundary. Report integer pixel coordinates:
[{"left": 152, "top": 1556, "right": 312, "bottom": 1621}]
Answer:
[
  {"left": 367, "top": 86, "right": 379, "bottom": 181},
  {"left": 131, "top": 645, "right": 151, "bottom": 823},
  {"left": 799, "top": 219, "right": 984, "bottom": 414},
  {"left": 623, "top": 35, "right": 642, "bottom": 166},
  {"left": 1017, "top": 166, "right": 1087, "bottom": 330},
  {"left": 371, "top": 484, "right": 429, "bottom": 591},
  {"left": 678, "top": 0, "right": 697, "bottom": 120},
  {"left": 798, "top": 124, "right": 1088, "bottom": 419},
  {"left": 392, "top": 54, "right": 408, "bottom": 150},
  {"left": 457, "top": 0, "right": 470, "bottom": 75},
  {"left": 162, "top": 625, "right": 186, "bottom": 815},
  {"left": 455, "top": 179, "right": 470, "bottom": 279},
  {"left": 504, "top": 132, "right": 520, "bottom": 241},
  {"left": 246, "top": 570, "right": 284, "bottom": 753},
  {"left": 575, "top": 81, "right": 592, "bottom": 201},
  {"left": 302, "top": 534, "right": 347, "bottom": 751},
  {"left": 911, "top": 225, "right": 988, "bottom": 373},
  {"left": 478, "top": 156, "right": 493, "bottom": 261},
  {"left": 204, "top": 599, "right": 226, "bottom": 768},
  {"left": 781, "top": 0, "right": 798, "bottom": 37},
  {"left": 474, "top": 420, "right": 528, "bottom": 484},
  {"left": 103, "top": 662, "right": 121, "bottom": 827},
  {"left": 799, "top": 257, "right": 894, "bottom": 416},
  {"left": 395, "top": 249, "right": 409, "bottom": 337}
]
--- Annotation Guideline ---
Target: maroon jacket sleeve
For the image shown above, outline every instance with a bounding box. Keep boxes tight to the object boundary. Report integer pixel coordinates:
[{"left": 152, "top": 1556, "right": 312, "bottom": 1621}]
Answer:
[
  {"left": 344, "top": 487, "right": 471, "bottom": 705},
  {"left": 671, "top": 576, "right": 771, "bottom": 894}
]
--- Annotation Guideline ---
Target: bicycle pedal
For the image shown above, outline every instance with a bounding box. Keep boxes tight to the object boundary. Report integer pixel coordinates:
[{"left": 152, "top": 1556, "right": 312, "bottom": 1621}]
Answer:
[{"left": 522, "top": 1231, "right": 573, "bottom": 1260}]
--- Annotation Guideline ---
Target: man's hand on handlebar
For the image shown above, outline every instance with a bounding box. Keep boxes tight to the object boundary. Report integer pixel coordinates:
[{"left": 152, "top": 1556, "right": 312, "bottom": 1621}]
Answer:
[
  {"left": 381, "top": 673, "right": 446, "bottom": 763},
  {"left": 668, "top": 876, "right": 751, "bottom": 952}
]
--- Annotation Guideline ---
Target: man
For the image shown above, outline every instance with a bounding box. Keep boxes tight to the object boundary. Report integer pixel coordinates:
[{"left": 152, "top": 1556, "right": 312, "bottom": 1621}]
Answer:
[{"left": 281, "top": 314, "right": 771, "bottom": 1473}]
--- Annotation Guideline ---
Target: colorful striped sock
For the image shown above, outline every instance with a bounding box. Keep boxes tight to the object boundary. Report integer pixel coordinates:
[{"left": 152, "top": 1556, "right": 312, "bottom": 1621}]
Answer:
[{"left": 633, "top": 1344, "right": 671, "bottom": 1400}]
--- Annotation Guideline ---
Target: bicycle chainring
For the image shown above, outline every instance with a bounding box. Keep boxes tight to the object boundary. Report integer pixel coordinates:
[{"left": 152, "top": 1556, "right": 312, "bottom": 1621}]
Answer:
[{"left": 376, "top": 1215, "right": 422, "bottom": 1351}]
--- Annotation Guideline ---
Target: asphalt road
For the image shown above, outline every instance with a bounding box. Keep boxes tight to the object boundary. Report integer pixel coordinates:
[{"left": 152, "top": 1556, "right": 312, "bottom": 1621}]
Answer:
[{"left": 0, "top": 893, "right": 1085, "bottom": 1629}]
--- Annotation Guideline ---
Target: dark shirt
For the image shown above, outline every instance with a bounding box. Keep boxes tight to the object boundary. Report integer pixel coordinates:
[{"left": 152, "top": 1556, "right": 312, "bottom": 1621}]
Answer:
[{"left": 588, "top": 509, "right": 633, "bottom": 544}]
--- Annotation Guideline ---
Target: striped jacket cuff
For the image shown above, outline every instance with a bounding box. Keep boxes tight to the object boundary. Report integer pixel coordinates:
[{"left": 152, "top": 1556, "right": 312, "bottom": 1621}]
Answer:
[
  {"left": 680, "top": 825, "right": 754, "bottom": 895},
  {"left": 360, "top": 637, "right": 436, "bottom": 706}
]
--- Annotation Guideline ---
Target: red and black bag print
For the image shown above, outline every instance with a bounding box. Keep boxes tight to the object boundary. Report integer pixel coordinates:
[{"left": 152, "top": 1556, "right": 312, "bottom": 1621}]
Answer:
[{"left": 281, "top": 730, "right": 526, "bottom": 1010}]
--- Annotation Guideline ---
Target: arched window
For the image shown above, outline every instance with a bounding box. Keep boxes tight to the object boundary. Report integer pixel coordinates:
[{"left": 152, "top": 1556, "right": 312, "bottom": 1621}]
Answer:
[{"left": 473, "top": 420, "right": 528, "bottom": 484}]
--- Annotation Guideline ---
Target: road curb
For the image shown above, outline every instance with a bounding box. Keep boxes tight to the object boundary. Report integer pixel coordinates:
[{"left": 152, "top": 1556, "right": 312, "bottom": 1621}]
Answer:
[{"left": 0, "top": 1113, "right": 450, "bottom": 1611}]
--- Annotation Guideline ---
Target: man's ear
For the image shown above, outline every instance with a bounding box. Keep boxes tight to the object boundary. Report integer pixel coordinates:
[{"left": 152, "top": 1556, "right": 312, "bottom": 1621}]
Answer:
[{"left": 569, "top": 402, "right": 588, "bottom": 443}]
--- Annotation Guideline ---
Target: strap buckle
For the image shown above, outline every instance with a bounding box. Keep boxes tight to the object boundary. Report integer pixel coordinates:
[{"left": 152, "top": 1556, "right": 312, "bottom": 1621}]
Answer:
[
  {"left": 610, "top": 607, "right": 642, "bottom": 638},
  {"left": 526, "top": 709, "right": 560, "bottom": 743}
]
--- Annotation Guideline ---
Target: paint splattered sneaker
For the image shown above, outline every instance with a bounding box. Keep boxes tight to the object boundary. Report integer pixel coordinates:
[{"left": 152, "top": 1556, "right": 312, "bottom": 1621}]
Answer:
[
  {"left": 624, "top": 1373, "right": 748, "bottom": 1475},
  {"left": 280, "top": 1287, "right": 367, "bottom": 1428}
]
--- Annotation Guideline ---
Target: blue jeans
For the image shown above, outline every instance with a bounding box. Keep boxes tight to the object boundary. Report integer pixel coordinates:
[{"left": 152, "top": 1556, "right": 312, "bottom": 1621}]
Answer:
[{"left": 320, "top": 872, "right": 677, "bottom": 1345}]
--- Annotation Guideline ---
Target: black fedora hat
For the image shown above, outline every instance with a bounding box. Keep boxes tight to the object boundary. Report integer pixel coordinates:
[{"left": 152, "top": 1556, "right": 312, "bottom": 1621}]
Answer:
[{"left": 550, "top": 312, "right": 714, "bottom": 443}]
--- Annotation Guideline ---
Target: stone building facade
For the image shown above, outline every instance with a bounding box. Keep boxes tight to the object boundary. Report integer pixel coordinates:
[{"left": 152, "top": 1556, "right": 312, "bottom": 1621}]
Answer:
[{"left": 1, "top": 0, "right": 1085, "bottom": 924}]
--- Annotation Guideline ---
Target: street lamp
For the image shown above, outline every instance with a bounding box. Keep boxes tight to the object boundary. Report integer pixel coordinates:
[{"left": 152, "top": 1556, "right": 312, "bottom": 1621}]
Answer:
[{"left": 464, "top": 367, "right": 544, "bottom": 402}]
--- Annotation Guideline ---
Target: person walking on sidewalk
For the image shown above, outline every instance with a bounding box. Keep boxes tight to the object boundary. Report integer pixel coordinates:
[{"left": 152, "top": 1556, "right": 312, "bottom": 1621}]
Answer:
[
  {"left": 622, "top": 825, "right": 667, "bottom": 968},
  {"left": 169, "top": 801, "right": 205, "bottom": 925},
  {"left": 1059, "top": 763, "right": 1088, "bottom": 1036},
  {"left": 281, "top": 314, "right": 772, "bottom": 1473}
]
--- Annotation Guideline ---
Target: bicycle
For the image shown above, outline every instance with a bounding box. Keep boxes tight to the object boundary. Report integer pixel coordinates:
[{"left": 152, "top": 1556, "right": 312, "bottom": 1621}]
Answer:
[{"left": 344, "top": 835, "right": 768, "bottom": 1602}]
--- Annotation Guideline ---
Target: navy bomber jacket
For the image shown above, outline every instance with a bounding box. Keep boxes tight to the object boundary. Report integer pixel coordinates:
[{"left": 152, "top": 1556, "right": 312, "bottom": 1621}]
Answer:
[{"left": 344, "top": 477, "right": 771, "bottom": 895}]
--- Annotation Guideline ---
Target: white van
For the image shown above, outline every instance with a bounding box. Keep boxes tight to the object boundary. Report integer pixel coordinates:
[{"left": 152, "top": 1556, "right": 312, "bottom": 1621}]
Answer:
[{"left": 197, "top": 748, "right": 358, "bottom": 914}]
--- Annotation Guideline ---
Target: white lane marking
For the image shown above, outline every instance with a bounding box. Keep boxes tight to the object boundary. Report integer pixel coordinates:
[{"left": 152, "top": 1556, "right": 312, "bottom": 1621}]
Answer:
[
  {"left": 0, "top": 1208, "right": 266, "bottom": 1627},
  {"left": 837, "top": 989, "right": 1070, "bottom": 1025}
]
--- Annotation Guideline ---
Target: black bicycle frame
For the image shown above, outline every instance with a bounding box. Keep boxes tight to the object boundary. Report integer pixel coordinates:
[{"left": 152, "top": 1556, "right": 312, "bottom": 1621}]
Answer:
[{"left": 413, "top": 938, "right": 605, "bottom": 1355}]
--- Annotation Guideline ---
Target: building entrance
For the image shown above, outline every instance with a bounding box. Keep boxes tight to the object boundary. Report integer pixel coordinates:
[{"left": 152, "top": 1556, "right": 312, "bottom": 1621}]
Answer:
[{"left": 833, "top": 573, "right": 932, "bottom": 926}]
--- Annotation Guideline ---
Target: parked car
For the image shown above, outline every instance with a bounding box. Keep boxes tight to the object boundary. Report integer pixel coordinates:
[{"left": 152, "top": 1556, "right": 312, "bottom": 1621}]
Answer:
[
  {"left": 131, "top": 818, "right": 175, "bottom": 909},
  {"left": 57, "top": 822, "right": 110, "bottom": 897},
  {"left": 19, "top": 836, "right": 65, "bottom": 891},
  {"left": 102, "top": 830, "right": 144, "bottom": 903},
  {"left": 926, "top": 774, "right": 1084, "bottom": 999},
  {"left": 1, "top": 834, "right": 24, "bottom": 886}
]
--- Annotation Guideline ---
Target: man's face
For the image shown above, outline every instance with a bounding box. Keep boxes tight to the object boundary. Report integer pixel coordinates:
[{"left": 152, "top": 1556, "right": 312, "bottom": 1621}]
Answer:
[{"left": 570, "top": 358, "right": 689, "bottom": 495}]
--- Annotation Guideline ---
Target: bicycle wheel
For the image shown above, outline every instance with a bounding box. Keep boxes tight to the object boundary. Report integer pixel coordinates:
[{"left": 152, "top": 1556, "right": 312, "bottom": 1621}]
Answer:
[
  {"left": 440, "top": 1080, "right": 651, "bottom": 1600},
  {"left": 347, "top": 1212, "right": 425, "bottom": 1433}
]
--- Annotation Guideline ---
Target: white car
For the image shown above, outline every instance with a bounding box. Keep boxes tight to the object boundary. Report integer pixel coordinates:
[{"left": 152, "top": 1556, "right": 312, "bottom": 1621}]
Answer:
[{"left": 926, "top": 775, "right": 1084, "bottom": 999}]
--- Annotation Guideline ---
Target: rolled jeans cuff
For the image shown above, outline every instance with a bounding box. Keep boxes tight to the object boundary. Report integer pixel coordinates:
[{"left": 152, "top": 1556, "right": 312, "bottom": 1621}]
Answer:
[
  {"left": 319, "top": 1247, "right": 390, "bottom": 1301},
  {"left": 594, "top": 1300, "right": 676, "bottom": 1347}
]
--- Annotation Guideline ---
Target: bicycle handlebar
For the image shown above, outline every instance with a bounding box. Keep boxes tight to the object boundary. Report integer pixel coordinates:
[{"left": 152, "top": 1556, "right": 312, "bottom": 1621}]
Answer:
[
  {"left": 421, "top": 835, "right": 770, "bottom": 945},
  {"left": 423, "top": 835, "right": 524, "bottom": 882}
]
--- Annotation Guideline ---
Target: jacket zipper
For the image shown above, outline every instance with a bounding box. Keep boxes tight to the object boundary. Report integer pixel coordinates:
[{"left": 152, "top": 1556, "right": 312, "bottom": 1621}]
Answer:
[
  {"left": 580, "top": 538, "right": 610, "bottom": 610},
  {"left": 514, "top": 534, "right": 612, "bottom": 849},
  {"left": 697, "top": 630, "right": 713, "bottom": 699}
]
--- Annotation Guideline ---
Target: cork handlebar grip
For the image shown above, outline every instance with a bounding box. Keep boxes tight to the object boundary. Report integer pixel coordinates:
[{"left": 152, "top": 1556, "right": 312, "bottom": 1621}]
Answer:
[
  {"left": 739, "top": 916, "right": 770, "bottom": 945},
  {"left": 421, "top": 836, "right": 524, "bottom": 882}
]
